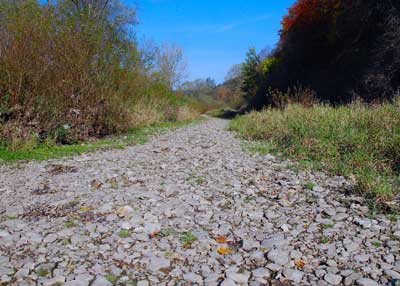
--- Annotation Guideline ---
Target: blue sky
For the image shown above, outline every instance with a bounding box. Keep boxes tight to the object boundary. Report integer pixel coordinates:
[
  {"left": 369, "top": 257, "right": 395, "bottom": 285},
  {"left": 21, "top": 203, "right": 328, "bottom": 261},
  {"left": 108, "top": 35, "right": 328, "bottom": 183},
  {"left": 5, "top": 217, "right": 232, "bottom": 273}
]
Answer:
[{"left": 131, "top": 0, "right": 296, "bottom": 83}]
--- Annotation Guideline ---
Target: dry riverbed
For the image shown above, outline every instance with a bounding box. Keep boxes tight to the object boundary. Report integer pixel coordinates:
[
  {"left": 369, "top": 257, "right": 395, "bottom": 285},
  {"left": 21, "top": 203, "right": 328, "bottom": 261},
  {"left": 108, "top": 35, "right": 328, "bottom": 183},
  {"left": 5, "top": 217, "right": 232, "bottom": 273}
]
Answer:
[{"left": 0, "top": 118, "right": 399, "bottom": 286}]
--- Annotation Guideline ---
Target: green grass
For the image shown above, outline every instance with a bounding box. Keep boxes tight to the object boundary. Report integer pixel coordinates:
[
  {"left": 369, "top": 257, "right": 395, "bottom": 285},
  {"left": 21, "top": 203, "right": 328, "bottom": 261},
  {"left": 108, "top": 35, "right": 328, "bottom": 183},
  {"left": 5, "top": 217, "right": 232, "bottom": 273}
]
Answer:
[
  {"left": 35, "top": 268, "right": 49, "bottom": 277},
  {"left": 187, "top": 172, "right": 207, "bottom": 186},
  {"left": 0, "top": 119, "right": 199, "bottom": 162},
  {"left": 322, "top": 223, "right": 335, "bottom": 229},
  {"left": 64, "top": 221, "right": 76, "bottom": 228},
  {"left": 371, "top": 241, "right": 382, "bottom": 247},
  {"left": 229, "top": 102, "right": 400, "bottom": 210},
  {"left": 304, "top": 182, "right": 316, "bottom": 190},
  {"left": 118, "top": 230, "right": 131, "bottom": 238},
  {"left": 105, "top": 273, "right": 118, "bottom": 284},
  {"left": 180, "top": 231, "right": 198, "bottom": 247},
  {"left": 320, "top": 236, "right": 330, "bottom": 244}
]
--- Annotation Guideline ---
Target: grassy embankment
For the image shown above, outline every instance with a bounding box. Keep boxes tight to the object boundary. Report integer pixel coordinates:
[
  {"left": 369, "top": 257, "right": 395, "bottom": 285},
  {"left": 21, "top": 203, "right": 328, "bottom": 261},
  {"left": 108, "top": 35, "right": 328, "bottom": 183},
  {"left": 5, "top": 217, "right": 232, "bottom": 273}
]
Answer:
[
  {"left": 0, "top": 119, "right": 201, "bottom": 162},
  {"left": 229, "top": 102, "right": 400, "bottom": 212}
]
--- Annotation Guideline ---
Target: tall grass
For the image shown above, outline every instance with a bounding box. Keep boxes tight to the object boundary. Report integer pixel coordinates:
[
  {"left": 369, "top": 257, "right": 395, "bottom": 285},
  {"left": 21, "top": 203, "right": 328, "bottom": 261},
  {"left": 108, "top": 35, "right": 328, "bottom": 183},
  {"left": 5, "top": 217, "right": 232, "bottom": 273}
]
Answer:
[{"left": 229, "top": 101, "right": 400, "bottom": 207}]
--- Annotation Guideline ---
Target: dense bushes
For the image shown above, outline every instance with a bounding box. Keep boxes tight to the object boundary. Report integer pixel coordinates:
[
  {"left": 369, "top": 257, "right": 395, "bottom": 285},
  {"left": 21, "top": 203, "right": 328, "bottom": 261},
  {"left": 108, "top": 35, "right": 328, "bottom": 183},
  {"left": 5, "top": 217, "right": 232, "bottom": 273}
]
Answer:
[
  {"left": 242, "top": 0, "right": 400, "bottom": 109},
  {"left": 0, "top": 0, "right": 199, "bottom": 149},
  {"left": 230, "top": 101, "right": 400, "bottom": 206}
]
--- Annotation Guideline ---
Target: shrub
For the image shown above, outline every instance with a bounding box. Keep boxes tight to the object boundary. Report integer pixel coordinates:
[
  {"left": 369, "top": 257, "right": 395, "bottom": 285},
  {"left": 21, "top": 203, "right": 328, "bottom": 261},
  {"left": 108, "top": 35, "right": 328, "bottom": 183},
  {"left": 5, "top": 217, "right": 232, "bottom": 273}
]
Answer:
[{"left": 0, "top": 0, "right": 201, "bottom": 151}]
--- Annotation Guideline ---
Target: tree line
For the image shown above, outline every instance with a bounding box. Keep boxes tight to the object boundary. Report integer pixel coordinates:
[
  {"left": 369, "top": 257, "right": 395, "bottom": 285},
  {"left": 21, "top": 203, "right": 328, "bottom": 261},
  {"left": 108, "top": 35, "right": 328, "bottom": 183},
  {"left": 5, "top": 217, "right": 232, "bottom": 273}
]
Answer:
[{"left": 240, "top": 0, "right": 400, "bottom": 109}]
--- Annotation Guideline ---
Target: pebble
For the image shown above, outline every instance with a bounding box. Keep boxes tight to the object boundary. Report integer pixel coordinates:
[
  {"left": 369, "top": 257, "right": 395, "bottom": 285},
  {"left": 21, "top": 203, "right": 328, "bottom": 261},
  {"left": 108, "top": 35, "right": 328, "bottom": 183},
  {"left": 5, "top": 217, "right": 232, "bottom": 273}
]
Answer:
[
  {"left": 252, "top": 268, "right": 271, "bottom": 279},
  {"left": 324, "top": 273, "right": 342, "bottom": 285},
  {"left": 43, "top": 276, "right": 66, "bottom": 286},
  {"left": 92, "top": 276, "right": 113, "bottom": 286},
  {"left": 183, "top": 272, "right": 203, "bottom": 283},
  {"left": 385, "top": 270, "right": 400, "bottom": 279},
  {"left": 267, "top": 250, "right": 289, "bottom": 265},
  {"left": 43, "top": 234, "right": 58, "bottom": 243},
  {"left": 283, "top": 268, "right": 304, "bottom": 283},
  {"left": 356, "top": 278, "right": 379, "bottom": 286}
]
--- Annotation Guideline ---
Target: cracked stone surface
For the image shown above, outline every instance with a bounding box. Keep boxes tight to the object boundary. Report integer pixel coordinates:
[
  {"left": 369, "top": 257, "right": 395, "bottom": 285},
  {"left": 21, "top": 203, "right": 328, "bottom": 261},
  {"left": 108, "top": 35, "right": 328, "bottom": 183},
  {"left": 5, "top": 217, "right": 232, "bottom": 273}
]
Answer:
[{"left": 0, "top": 118, "right": 399, "bottom": 285}]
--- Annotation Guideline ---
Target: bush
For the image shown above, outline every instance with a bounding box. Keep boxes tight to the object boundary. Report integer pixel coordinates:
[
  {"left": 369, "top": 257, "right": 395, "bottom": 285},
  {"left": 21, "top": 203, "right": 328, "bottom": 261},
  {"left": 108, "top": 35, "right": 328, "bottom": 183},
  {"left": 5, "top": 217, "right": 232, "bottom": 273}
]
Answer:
[{"left": 0, "top": 0, "right": 201, "bottom": 151}]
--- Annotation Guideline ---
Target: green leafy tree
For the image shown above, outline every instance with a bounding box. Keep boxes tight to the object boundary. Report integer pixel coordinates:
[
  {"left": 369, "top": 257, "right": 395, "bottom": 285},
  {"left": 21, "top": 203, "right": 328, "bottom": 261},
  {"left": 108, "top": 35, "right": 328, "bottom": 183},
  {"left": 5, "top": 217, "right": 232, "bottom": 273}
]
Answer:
[{"left": 241, "top": 48, "right": 261, "bottom": 99}]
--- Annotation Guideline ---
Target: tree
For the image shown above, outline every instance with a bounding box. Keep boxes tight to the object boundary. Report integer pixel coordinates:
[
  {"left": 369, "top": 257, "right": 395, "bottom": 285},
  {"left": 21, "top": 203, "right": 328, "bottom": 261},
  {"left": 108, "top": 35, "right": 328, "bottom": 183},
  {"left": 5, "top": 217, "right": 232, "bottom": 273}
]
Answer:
[
  {"left": 179, "top": 78, "right": 216, "bottom": 98},
  {"left": 154, "top": 43, "right": 187, "bottom": 90},
  {"left": 225, "top": 64, "right": 243, "bottom": 82},
  {"left": 241, "top": 48, "right": 261, "bottom": 99}
]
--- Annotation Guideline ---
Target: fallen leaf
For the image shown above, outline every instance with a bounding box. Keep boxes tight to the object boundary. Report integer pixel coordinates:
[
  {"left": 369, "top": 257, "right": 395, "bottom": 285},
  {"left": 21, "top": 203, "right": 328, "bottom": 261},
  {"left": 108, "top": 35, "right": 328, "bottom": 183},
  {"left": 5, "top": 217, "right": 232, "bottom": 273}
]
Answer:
[
  {"left": 90, "top": 180, "right": 103, "bottom": 190},
  {"left": 295, "top": 260, "right": 306, "bottom": 268},
  {"left": 214, "top": 236, "right": 228, "bottom": 244},
  {"left": 217, "top": 247, "right": 234, "bottom": 255},
  {"left": 80, "top": 206, "right": 92, "bottom": 211},
  {"left": 149, "top": 231, "right": 160, "bottom": 239}
]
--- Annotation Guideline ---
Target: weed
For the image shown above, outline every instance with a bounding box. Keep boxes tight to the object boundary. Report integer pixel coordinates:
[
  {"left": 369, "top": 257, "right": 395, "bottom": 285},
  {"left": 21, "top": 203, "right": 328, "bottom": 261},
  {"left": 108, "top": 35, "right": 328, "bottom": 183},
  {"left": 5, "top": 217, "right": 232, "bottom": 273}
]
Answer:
[
  {"left": 372, "top": 241, "right": 382, "bottom": 247},
  {"left": 118, "top": 230, "right": 131, "bottom": 238},
  {"left": 35, "top": 268, "right": 49, "bottom": 277},
  {"left": 389, "top": 211, "right": 399, "bottom": 223},
  {"left": 304, "top": 182, "right": 316, "bottom": 190},
  {"left": 187, "top": 172, "right": 207, "bottom": 186},
  {"left": 64, "top": 221, "right": 76, "bottom": 228},
  {"left": 106, "top": 273, "right": 118, "bottom": 284},
  {"left": 320, "top": 236, "right": 330, "bottom": 244},
  {"left": 180, "top": 231, "right": 198, "bottom": 247},
  {"left": 322, "top": 223, "right": 335, "bottom": 229}
]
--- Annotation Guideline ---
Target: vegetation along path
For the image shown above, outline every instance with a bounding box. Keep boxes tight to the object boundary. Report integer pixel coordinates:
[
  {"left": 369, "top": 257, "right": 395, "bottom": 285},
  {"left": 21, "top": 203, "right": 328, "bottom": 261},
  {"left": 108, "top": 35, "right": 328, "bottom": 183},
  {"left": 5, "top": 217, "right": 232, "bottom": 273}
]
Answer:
[{"left": 0, "top": 118, "right": 399, "bottom": 286}]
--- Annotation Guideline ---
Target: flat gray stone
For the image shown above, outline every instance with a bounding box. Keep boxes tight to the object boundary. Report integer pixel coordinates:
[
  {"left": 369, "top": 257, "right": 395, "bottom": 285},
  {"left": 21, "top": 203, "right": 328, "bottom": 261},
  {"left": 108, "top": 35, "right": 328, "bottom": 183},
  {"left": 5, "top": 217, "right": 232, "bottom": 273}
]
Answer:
[
  {"left": 356, "top": 278, "right": 379, "bottom": 286},
  {"left": 283, "top": 268, "right": 304, "bottom": 283},
  {"left": 324, "top": 273, "right": 342, "bottom": 285},
  {"left": 267, "top": 250, "right": 289, "bottom": 265},
  {"left": 92, "top": 276, "right": 112, "bottom": 286}
]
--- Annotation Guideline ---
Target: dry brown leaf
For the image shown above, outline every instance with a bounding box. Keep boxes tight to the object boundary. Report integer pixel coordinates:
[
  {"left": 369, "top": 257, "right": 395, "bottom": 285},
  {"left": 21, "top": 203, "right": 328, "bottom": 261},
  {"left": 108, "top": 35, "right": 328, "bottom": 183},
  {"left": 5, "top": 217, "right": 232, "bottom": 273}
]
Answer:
[
  {"left": 214, "top": 236, "right": 228, "bottom": 244},
  {"left": 149, "top": 231, "right": 160, "bottom": 239},
  {"left": 295, "top": 260, "right": 306, "bottom": 268},
  {"left": 90, "top": 180, "right": 103, "bottom": 190},
  {"left": 217, "top": 247, "right": 234, "bottom": 255}
]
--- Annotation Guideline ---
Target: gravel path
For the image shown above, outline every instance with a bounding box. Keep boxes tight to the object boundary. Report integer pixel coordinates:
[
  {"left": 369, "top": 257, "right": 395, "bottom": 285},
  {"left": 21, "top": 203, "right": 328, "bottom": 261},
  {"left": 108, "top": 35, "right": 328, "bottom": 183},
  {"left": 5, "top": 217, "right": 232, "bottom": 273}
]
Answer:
[{"left": 0, "top": 118, "right": 399, "bottom": 286}]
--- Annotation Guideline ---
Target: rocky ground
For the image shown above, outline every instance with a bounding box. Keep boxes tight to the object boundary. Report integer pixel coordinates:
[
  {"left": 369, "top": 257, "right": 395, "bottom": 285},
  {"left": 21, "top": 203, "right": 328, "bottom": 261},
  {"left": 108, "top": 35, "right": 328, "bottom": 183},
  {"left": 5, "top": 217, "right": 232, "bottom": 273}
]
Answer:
[{"left": 0, "top": 118, "right": 399, "bottom": 286}]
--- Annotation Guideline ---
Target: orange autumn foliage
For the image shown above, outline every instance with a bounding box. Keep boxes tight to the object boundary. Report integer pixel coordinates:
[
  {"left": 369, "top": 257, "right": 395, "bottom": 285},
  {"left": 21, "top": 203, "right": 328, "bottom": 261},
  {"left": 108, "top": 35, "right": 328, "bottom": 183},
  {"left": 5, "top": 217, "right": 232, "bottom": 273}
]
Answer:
[{"left": 282, "top": 0, "right": 341, "bottom": 32}]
